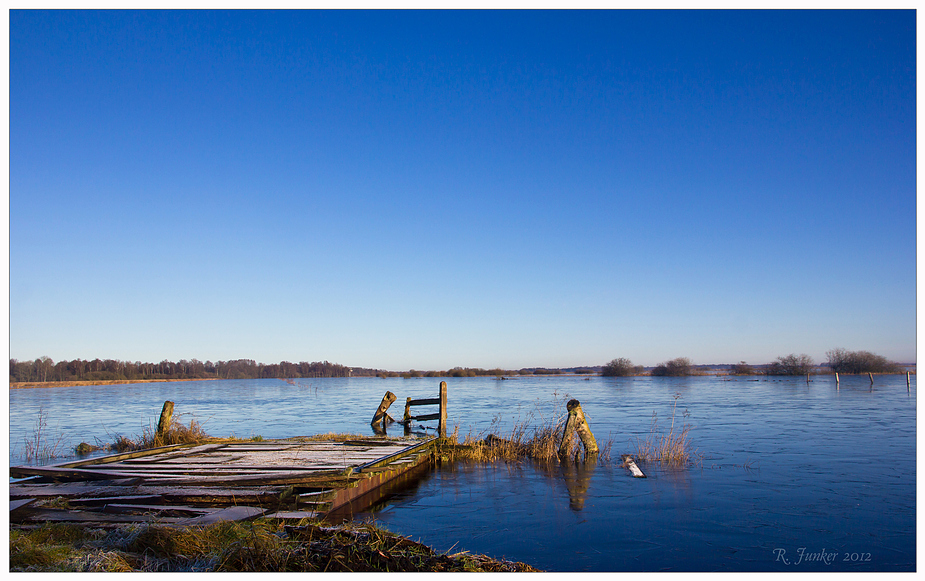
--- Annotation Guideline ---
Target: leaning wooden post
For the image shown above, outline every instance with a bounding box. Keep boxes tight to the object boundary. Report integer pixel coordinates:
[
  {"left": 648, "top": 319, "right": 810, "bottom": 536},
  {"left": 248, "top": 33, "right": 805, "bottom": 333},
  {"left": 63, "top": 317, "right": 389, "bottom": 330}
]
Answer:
[
  {"left": 156, "top": 401, "right": 174, "bottom": 440},
  {"left": 869, "top": 372, "right": 874, "bottom": 384},
  {"left": 835, "top": 372, "right": 839, "bottom": 389},
  {"left": 558, "top": 399, "right": 598, "bottom": 460},
  {"left": 371, "top": 391, "right": 397, "bottom": 427},
  {"left": 438, "top": 381, "right": 448, "bottom": 438}
]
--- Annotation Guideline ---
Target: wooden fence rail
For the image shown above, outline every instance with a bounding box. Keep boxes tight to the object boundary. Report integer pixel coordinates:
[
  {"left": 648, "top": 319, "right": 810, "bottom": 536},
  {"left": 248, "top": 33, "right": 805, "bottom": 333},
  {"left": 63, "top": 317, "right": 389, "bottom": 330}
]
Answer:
[{"left": 400, "top": 381, "right": 447, "bottom": 438}]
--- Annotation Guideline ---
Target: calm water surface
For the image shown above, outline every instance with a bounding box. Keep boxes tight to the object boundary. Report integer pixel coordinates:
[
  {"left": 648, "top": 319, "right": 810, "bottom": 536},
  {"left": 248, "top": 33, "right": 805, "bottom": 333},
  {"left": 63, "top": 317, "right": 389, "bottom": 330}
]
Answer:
[{"left": 8, "top": 375, "right": 916, "bottom": 571}]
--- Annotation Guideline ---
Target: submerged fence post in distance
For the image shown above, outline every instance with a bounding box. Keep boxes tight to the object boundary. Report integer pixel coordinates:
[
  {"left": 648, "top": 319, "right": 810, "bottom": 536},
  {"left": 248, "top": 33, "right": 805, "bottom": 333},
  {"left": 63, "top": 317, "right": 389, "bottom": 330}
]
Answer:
[
  {"left": 558, "top": 399, "right": 598, "bottom": 461},
  {"left": 157, "top": 401, "right": 174, "bottom": 440},
  {"left": 438, "top": 381, "right": 447, "bottom": 438},
  {"left": 371, "top": 391, "right": 397, "bottom": 427}
]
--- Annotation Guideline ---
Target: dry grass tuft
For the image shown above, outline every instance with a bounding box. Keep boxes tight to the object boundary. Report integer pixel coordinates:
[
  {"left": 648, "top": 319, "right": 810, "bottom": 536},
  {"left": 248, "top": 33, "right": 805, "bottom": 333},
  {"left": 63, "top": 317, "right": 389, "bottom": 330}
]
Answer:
[
  {"left": 11, "top": 519, "right": 539, "bottom": 572},
  {"left": 437, "top": 394, "right": 614, "bottom": 464},
  {"left": 22, "top": 407, "right": 67, "bottom": 463},
  {"left": 634, "top": 393, "right": 698, "bottom": 467},
  {"left": 106, "top": 417, "right": 211, "bottom": 453}
]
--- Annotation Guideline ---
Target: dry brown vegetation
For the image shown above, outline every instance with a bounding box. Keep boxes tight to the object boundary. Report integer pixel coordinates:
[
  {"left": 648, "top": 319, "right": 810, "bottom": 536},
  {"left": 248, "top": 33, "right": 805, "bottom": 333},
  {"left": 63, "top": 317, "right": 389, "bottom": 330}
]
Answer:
[
  {"left": 633, "top": 393, "right": 698, "bottom": 467},
  {"left": 10, "top": 519, "right": 539, "bottom": 572},
  {"left": 436, "top": 396, "right": 615, "bottom": 464}
]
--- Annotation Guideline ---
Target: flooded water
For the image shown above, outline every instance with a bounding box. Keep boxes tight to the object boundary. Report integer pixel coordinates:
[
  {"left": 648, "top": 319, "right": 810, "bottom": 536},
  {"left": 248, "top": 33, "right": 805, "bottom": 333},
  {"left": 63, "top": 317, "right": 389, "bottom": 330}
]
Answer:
[{"left": 8, "top": 374, "right": 916, "bottom": 571}]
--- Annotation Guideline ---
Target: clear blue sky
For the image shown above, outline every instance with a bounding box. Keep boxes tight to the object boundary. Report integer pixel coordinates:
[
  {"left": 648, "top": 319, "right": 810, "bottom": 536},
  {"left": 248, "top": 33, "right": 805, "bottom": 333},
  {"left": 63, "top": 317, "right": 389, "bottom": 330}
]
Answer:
[{"left": 9, "top": 10, "right": 917, "bottom": 370}]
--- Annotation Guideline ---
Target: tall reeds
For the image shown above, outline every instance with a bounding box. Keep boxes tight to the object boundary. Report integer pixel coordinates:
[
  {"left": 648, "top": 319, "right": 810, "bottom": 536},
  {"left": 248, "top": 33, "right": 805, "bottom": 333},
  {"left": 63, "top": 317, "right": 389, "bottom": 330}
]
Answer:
[
  {"left": 22, "top": 407, "right": 66, "bottom": 463},
  {"left": 633, "top": 392, "right": 697, "bottom": 467},
  {"left": 438, "top": 393, "right": 614, "bottom": 464}
]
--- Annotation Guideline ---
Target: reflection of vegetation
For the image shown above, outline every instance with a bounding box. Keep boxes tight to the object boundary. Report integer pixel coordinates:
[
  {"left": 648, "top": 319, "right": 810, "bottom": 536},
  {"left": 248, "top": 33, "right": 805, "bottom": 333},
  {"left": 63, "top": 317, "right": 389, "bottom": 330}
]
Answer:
[
  {"left": 826, "top": 348, "right": 903, "bottom": 374},
  {"left": 767, "top": 353, "right": 814, "bottom": 376},
  {"left": 10, "top": 519, "right": 538, "bottom": 572},
  {"left": 634, "top": 393, "right": 696, "bottom": 467},
  {"left": 651, "top": 357, "right": 694, "bottom": 377}
]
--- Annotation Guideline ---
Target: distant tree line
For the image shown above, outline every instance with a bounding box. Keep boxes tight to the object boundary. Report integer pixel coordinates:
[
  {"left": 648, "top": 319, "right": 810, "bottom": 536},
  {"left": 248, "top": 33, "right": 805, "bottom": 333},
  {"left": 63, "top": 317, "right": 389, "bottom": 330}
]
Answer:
[
  {"left": 381, "top": 367, "right": 566, "bottom": 378},
  {"left": 8, "top": 357, "right": 375, "bottom": 383},
  {"left": 601, "top": 349, "right": 905, "bottom": 378}
]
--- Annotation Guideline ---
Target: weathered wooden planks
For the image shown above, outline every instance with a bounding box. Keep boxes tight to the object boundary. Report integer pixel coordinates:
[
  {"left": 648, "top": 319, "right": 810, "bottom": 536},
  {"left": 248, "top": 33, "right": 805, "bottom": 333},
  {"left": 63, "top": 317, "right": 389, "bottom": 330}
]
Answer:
[{"left": 10, "top": 436, "right": 437, "bottom": 526}]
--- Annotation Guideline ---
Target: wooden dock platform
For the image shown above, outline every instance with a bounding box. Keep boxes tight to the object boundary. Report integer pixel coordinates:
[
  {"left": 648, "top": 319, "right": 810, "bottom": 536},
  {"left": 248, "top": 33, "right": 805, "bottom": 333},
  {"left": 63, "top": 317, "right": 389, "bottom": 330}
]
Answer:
[{"left": 10, "top": 436, "right": 436, "bottom": 526}]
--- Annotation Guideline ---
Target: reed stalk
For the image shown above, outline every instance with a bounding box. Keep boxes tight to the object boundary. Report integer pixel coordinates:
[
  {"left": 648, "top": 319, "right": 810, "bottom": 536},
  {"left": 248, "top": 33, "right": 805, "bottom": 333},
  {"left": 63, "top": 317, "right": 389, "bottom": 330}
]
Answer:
[
  {"left": 633, "top": 393, "right": 697, "bottom": 467},
  {"left": 22, "top": 407, "right": 66, "bottom": 463}
]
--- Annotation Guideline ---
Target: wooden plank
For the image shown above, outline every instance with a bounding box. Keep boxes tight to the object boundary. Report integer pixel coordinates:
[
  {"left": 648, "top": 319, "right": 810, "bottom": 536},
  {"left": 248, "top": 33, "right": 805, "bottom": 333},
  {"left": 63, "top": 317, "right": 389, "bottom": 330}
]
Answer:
[
  {"left": 102, "top": 504, "right": 217, "bottom": 515},
  {"left": 37, "top": 442, "right": 210, "bottom": 469},
  {"left": 10, "top": 465, "right": 191, "bottom": 481},
  {"left": 173, "top": 506, "right": 265, "bottom": 526},
  {"left": 408, "top": 398, "right": 440, "bottom": 406},
  {"left": 410, "top": 413, "right": 440, "bottom": 421},
  {"left": 10, "top": 498, "right": 36, "bottom": 512},
  {"left": 620, "top": 455, "right": 646, "bottom": 478},
  {"left": 70, "top": 495, "right": 164, "bottom": 506},
  {"left": 355, "top": 438, "right": 436, "bottom": 473},
  {"left": 13, "top": 508, "right": 184, "bottom": 524},
  {"left": 264, "top": 511, "right": 320, "bottom": 520}
]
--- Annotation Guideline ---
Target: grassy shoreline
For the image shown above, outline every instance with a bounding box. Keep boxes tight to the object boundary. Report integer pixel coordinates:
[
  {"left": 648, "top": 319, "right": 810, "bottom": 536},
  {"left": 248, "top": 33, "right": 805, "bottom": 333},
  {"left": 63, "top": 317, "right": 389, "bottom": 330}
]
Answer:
[{"left": 10, "top": 518, "right": 539, "bottom": 572}]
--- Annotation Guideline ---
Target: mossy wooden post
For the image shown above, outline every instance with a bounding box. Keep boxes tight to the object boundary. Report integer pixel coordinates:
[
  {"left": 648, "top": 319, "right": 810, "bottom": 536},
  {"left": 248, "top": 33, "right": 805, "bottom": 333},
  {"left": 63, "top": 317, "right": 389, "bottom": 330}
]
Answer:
[
  {"left": 403, "top": 397, "right": 412, "bottom": 424},
  {"left": 156, "top": 401, "right": 174, "bottom": 440},
  {"left": 371, "top": 391, "right": 397, "bottom": 427},
  {"left": 438, "top": 381, "right": 447, "bottom": 438},
  {"left": 558, "top": 399, "right": 598, "bottom": 461}
]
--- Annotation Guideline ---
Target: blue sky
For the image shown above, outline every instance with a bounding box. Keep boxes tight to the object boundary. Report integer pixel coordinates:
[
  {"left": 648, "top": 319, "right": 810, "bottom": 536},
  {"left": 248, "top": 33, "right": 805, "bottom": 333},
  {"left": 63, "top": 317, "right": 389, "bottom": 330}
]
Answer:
[{"left": 9, "top": 10, "right": 917, "bottom": 370}]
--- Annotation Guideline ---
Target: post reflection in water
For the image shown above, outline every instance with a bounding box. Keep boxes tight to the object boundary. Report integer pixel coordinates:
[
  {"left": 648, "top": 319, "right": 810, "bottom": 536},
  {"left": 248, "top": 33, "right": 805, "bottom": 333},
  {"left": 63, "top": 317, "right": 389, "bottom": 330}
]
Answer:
[{"left": 559, "top": 455, "right": 598, "bottom": 511}]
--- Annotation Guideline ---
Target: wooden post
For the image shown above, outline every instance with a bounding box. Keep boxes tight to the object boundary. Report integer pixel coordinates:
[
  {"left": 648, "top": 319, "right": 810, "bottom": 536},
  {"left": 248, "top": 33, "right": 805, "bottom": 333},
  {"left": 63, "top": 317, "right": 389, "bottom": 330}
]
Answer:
[
  {"left": 156, "top": 401, "right": 174, "bottom": 439},
  {"left": 438, "top": 381, "right": 447, "bottom": 438},
  {"left": 835, "top": 372, "right": 839, "bottom": 389},
  {"left": 558, "top": 399, "right": 598, "bottom": 460},
  {"left": 907, "top": 372, "right": 911, "bottom": 391},
  {"left": 371, "top": 391, "right": 397, "bottom": 427},
  {"left": 869, "top": 372, "right": 874, "bottom": 384},
  {"left": 403, "top": 397, "right": 412, "bottom": 424}
]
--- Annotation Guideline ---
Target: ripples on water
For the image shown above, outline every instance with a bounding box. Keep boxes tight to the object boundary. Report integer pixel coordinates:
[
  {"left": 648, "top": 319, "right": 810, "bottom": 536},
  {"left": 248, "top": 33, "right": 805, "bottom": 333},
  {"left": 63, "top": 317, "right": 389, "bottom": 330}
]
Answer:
[{"left": 9, "top": 374, "right": 916, "bottom": 571}]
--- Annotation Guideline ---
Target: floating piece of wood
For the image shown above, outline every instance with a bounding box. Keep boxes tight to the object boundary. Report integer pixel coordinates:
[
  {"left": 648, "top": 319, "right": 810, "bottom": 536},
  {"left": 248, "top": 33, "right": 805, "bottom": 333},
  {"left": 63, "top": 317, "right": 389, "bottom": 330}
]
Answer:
[{"left": 620, "top": 454, "right": 646, "bottom": 478}]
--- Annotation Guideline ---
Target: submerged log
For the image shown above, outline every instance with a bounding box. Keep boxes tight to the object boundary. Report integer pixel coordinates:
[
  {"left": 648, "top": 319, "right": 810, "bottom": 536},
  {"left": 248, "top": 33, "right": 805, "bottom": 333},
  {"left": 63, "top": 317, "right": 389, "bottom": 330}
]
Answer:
[
  {"left": 620, "top": 454, "right": 646, "bottom": 478},
  {"left": 371, "top": 391, "right": 397, "bottom": 427},
  {"left": 558, "top": 399, "right": 598, "bottom": 461}
]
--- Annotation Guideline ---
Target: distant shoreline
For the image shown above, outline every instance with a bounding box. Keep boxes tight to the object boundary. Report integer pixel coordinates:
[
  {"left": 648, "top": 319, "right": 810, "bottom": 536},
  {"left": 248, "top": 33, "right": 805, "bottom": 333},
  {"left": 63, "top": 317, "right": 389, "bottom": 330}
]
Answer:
[{"left": 9, "top": 378, "right": 222, "bottom": 390}]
